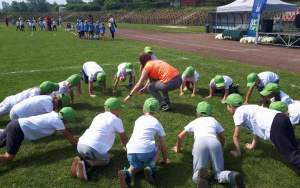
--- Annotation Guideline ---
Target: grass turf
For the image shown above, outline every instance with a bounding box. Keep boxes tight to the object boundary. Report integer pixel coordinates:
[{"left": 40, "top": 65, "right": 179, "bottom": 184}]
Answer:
[{"left": 0, "top": 23, "right": 300, "bottom": 188}]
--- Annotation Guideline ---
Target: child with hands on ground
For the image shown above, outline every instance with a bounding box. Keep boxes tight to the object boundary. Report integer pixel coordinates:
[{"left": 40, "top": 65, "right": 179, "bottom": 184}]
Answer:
[
  {"left": 179, "top": 66, "right": 199, "bottom": 97},
  {"left": 71, "top": 97, "right": 128, "bottom": 181},
  {"left": 259, "top": 83, "right": 293, "bottom": 107},
  {"left": 113, "top": 63, "right": 135, "bottom": 93},
  {"left": 172, "top": 101, "right": 244, "bottom": 188},
  {"left": 118, "top": 98, "right": 170, "bottom": 188}
]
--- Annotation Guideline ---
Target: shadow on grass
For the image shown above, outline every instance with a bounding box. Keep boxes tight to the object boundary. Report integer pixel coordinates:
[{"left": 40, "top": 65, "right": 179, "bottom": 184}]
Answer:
[
  {"left": 87, "top": 150, "right": 193, "bottom": 187},
  {"left": 167, "top": 102, "right": 195, "bottom": 116}
]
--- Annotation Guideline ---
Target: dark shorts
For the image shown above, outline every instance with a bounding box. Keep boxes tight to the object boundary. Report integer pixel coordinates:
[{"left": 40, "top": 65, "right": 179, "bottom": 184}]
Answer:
[
  {"left": 80, "top": 31, "right": 84, "bottom": 36},
  {"left": 0, "top": 120, "right": 24, "bottom": 155},
  {"left": 89, "top": 31, "right": 94, "bottom": 35}
]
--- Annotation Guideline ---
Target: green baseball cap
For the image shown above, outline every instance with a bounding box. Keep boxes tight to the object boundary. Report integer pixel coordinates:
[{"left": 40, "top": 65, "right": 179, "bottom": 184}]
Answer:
[
  {"left": 104, "top": 97, "right": 125, "bottom": 111},
  {"left": 60, "top": 94, "right": 71, "bottom": 107},
  {"left": 183, "top": 66, "right": 195, "bottom": 77},
  {"left": 214, "top": 75, "right": 225, "bottom": 88},
  {"left": 269, "top": 101, "right": 287, "bottom": 112},
  {"left": 97, "top": 72, "right": 106, "bottom": 87},
  {"left": 125, "top": 63, "right": 133, "bottom": 72},
  {"left": 223, "top": 93, "right": 244, "bottom": 107},
  {"left": 247, "top": 73, "right": 259, "bottom": 87},
  {"left": 39, "top": 81, "right": 59, "bottom": 93},
  {"left": 59, "top": 107, "right": 75, "bottom": 122},
  {"left": 67, "top": 74, "right": 81, "bottom": 86},
  {"left": 143, "top": 98, "right": 159, "bottom": 114},
  {"left": 196, "top": 101, "right": 212, "bottom": 117},
  {"left": 144, "top": 46, "right": 153, "bottom": 53},
  {"left": 260, "top": 83, "right": 280, "bottom": 96}
]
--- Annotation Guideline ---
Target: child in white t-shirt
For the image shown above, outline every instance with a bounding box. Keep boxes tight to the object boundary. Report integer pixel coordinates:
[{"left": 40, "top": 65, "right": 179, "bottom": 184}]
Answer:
[
  {"left": 0, "top": 81, "right": 59, "bottom": 118},
  {"left": 245, "top": 72, "right": 279, "bottom": 104},
  {"left": 0, "top": 107, "right": 77, "bottom": 164},
  {"left": 9, "top": 94, "right": 71, "bottom": 121},
  {"left": 172, "top": 101, "right": 244, "bottom": 187},
  {"left": 51, "top": 74, "right": 82, "bottom": 104},
  {"left": 260, "top": 83, "right": 293, "bottom": 107},
  {"left": 118, "top": 98, "right": 170, "bottom": 187},
  {"left": 71, "top": 98, "right": 128, "bottom": 181},
  {"left": 206, "top": 75, "right": 239, "bottom": 103},
  {"left": 81, "top": 61, "right": 107, "bottom": 98},
  {"left": 113, "top": 62, "right": 135, "bottom": 93},
  {"left": 269, "top": 101, "right": 300, "bottom": 129},
  {"left": 224, "top": 93, "right": 300, "bottom": 169},
  {"left": 179, "top": 66, "right": 199, "bottom": 97}
]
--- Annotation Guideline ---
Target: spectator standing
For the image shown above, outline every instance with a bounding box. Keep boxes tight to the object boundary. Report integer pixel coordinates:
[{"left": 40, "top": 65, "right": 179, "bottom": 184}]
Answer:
[
  {"left": 108, "top": 14, "right": 116, "bottom": 40},
  {"left": 45, "top": 15, "right": 52, "bottom": 31},
  {"left": 4, "top": 15, "right": 8, "bottom": 27},
  {"left": 32, "top": 17, "right": 36, "bottom": 31}
]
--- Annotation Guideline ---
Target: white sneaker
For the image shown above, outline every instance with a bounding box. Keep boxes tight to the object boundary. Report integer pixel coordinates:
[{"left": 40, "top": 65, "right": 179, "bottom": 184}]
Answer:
[{"left": 183, "top": 87, "right": 188, "bottom": 91}]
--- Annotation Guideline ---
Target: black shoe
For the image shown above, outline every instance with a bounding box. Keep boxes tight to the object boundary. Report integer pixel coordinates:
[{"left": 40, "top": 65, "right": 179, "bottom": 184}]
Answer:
[
  {"left": 160, "top": 103, "right": 171, "bottom": 112},
  {"left": 197, "top": 167, "right": 209, "bottom": 188}
]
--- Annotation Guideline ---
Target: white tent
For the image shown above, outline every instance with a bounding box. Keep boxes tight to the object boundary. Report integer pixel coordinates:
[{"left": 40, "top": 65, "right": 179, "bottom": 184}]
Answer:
[{"left": 217, "top": 0, "right": 297, "bottom": 13}]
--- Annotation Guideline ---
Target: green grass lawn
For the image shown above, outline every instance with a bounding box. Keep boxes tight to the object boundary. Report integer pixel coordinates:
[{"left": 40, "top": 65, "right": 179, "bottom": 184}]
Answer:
[{"left": 0, "top": 23, "right": 299, "bottom": 188}]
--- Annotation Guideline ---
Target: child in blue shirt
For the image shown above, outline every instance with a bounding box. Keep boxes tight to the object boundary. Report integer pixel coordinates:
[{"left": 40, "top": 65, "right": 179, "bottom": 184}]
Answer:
[
  {"left": 100, "top": 22, "right": 106, "bottom": 41},
  {"left": 76, "top": 20, "right": 80, "bottom": 39},
  {"left": 88, "top": 22, "right": 95, "bottom": 40},
  {"left": 84, "top": 20, "right": 89, "bottom": 39},
  {"left": 95, "top": 21, "right": 100, "bottom": 40},
  {"left": 79, "top": 20, "right": 84, "bottom": 39}
]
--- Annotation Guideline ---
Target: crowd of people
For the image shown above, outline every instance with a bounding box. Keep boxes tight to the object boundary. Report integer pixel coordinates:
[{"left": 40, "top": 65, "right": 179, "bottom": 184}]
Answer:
[
  {"left": 10, "top": 15, "right": 62, "bottom": 31},
  {"left": 0, "top": 36, "right": 299, "bottom": 188}
]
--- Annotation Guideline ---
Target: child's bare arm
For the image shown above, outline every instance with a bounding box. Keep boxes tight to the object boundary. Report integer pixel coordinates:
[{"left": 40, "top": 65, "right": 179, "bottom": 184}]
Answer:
[
  {"left": 217, "top": 132, "right": 225, "bottom": 149},
  {"left": 159, "top": 136, "right": 170, "bottom": 164},
  {"left": 245, "top": 135, "right": 258, "bottom": 149},
  {"left": 244, "top": 86, "right": 254, "bottom": 104},
  {"left": 192, "top": 81, "right": 197, "bottom": 97},
  {"left": 113, "top": 76, "right": 120, "bottom": 92},
  {"left": 172, "top": 130, "right": 188, "bottom": 153},
  {"left": 60, "top": 129, "right": 77, "bottom": 145},
  {"left": 119, "top": 132, "right": 128, "bottom": 148}
]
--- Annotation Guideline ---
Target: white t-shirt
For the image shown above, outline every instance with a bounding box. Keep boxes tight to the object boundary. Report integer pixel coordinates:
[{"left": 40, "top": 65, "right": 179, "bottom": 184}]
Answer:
[
  {"left": 182, "top": 70, "right": 200, "bottom": 82},
  {"left": 19, "top": 111, "right": 65, "bottom": 141},
  {"left": 126, "top": 115, "right": 166, "bottom": 154},
  {"left": 209, "top": 75, "right": 233, "bottom": 89},
  {"left": 51, "top": 81, "right": 73, "bottom": 97},
  {"left": 11, "top": 95, "right": 53, "bottom": 119},
  {"left": 116, "top": 62, "right": 136, "bottom": 77},
  {"left": 83, "top": 61, "right": 105, "bottom": 82},
  {"left": 78, "top": 112, "right": 124, "bottom": 154},
  {"left": 10, "top": 87, "right": 40, "bottom": 105},
  {"left": 257, "top": 72, "right": 279, "bottom": 88},
  {"left": 288, "top": 101, "right": 300, "bottom": 125},
  {"left": 32, "top": 20, "right": 36, "bottom": 26},
  {"left": 108, "top": 18, "right": 114, "bottom": 27},
  {"left": 270, "top": 91, "right": 294, "bottom": 105},
  {"left": 233, "top": 105, "right": 279, "bottom": 140}
]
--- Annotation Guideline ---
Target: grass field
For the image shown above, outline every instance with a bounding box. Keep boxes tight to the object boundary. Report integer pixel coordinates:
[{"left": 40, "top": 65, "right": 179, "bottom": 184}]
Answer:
[{"left": 0, "top": 23, "right": 299, "bottom": 188}]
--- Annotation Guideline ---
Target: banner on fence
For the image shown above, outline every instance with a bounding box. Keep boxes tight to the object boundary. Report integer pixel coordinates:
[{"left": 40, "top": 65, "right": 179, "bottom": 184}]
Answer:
[{"left": 247, "top": 0, "right": 267, "bottom": 37}]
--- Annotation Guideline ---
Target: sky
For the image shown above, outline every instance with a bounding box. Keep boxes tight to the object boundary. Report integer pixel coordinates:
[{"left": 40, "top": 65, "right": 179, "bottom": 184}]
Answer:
[{"left": 1, "top": 0, "right": 92, "bottom": 9}]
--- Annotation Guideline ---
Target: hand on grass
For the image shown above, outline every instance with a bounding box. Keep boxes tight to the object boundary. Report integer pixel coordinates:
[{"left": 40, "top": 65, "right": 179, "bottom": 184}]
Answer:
[
  {"left": 103, "top": 89, "right": 108, "bottom": 93},
  {"left": 205, "top": 95, "right": 212, "bottom": 99},
  {"left": 245, "top": 143, "right": 255, "bottom": 149},
  {"left": 124, "top": 95, "right": 131, "bottom": 102},
  {"left": 221, "top": 98, "right": 226, "bottom": 103},
  {"left": 90, "top": 94, "right": 96, "bottom": 98},
  {"left": 171, "top": 146, "right": 182, "bottom": 153},
  {"left": 112, "top": 89, "right": 117, "bottom": 93},
  {"left": 179, "top": 92, "right": 184, "bottom": 96},
  {"left": 159, "top": 159, "right": 170, "bottom": 165},
  {"left": 191, "top": 93, "right": 195, "bottom": 97},
  {"left": 138, "top": 89, "right": 144, "bottom": 95},
  {"left": 230, "top": 151, "right": 241, "bottom": 157}
]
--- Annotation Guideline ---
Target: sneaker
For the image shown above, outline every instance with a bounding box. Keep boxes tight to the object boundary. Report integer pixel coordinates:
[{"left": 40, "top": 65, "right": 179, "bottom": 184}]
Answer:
[
  {"left": 118, "top": 168, "right": 131, "bottom": 188},
  {"left": 235, "top": 84, "right": 240, "bottom": 94},
  {"left": 71, "top": 156, "right": 80, "bottom": 178},
  {"left": 144, "top": 165, "right": 156, "bottom": 184},
  {"left": 160, "top": 103, "right": 171, "bottom": 112},
  {"left": 77, "top": 160, "right": 88, "bottom": 181},
  {"left": 229, "top": 171, "right": 245, "bottom": 188},
  {"left": 183, "top": 86, "right": 188, "bottom": 91},
  {"left": 197, "top": 167, "right": 209, "bottom": 188}
]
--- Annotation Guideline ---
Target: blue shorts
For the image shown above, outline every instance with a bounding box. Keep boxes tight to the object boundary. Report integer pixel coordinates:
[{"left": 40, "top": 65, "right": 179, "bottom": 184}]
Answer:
[{"left": 127, "top": 145, "right": 158, "bottom": 169}]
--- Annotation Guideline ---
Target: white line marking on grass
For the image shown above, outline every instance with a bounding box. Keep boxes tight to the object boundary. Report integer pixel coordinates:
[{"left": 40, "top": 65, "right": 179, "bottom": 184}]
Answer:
[
  {"left": 0, "top": 63, "right": 141, "bottom": 75},
  {"left": 130, "top": 35, "right": 260, "bottom": 52}
]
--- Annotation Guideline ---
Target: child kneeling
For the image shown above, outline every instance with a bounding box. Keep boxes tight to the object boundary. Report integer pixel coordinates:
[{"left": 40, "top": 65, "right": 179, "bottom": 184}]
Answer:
[
  {"left": 71, "top": 97, "right": 128, "bottom": 181},
  {"left": 173, "top": 101, "right": 244, "bottom": 188},
  {"left": 118, "top": 98, "right": 170, "bottom": 188}
]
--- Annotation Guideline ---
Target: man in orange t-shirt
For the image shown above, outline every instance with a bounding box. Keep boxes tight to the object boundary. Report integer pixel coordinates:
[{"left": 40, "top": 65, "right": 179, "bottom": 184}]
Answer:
[{"left": 124, "top": 52, "right": 182, "bottom": 111}]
